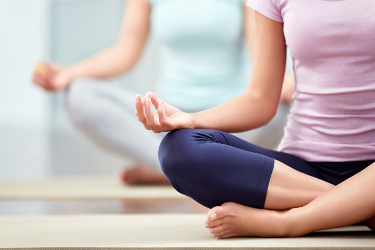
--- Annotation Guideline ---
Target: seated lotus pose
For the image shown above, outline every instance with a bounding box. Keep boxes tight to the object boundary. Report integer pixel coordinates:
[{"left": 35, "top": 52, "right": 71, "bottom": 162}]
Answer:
[
  {"left": 32, "top": 0, "right": 293, "bottom": 185},
  {"left": 135, "top": 0, "right": 375, "bottom": 238}
]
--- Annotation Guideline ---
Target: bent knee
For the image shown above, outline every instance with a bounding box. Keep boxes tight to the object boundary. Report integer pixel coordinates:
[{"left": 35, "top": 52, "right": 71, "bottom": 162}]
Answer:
[
  {"left": 64, "top": 78, "right": 100, "bottom": 126},
  {"left": 158, "top": 129, "right": 193, "bottom": 176},
  {"left": 158, "top": 129, "right": 220, "bottom": 178}
]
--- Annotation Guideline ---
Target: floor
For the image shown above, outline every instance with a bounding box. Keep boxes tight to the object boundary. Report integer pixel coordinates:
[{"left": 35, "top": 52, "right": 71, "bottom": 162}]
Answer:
[{"left": 0, "top": 125, "right": 209, "bottom": 216}]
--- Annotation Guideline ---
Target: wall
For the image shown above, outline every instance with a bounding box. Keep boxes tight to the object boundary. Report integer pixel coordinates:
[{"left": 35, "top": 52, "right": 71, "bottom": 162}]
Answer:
[{"left": 0, "top": 0, "right": 51, "bottom": 129}]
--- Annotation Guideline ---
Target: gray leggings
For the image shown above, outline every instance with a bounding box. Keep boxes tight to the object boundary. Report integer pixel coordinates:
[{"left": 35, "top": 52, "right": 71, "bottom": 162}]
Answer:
[{"left": 64, "top": 78, "right": 291, "bottom": 171}]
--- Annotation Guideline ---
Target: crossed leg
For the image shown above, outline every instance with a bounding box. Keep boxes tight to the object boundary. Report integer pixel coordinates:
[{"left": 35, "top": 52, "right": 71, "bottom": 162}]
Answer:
[
  {"left": 206, "top": 161, "right": 375, "bottom": 238},
  {"left": 159, "top": 129, "right": 374, "bottom": 238}
]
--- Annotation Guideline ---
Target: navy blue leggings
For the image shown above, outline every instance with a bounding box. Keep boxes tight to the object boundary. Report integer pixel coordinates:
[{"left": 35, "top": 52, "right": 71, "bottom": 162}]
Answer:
[{"left": 159, "top": 129, "right": 374, "bottom": 209}]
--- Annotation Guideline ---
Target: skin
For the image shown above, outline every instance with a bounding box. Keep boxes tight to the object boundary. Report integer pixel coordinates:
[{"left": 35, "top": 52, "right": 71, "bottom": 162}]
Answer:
[
  {"left": 33, "top": 0, "right": 157, "bottom": 185},
  {"left": 135, "top": 12, "right": 375, "bottom": 237},
  {"left": 32, "top": 0, "right": 294, "bottom": 185}
]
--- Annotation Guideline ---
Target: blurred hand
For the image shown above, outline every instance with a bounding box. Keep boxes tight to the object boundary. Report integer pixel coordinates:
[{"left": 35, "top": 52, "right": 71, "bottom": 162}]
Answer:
[
  {"left": 32, "top": 62, "right": 74, "bottom": 92},
  {"left": 135, "top": 92, "right": 195, "bottom": 133},
  {"left": 280, "top": 72, "right": 295, "bottom": 103}
]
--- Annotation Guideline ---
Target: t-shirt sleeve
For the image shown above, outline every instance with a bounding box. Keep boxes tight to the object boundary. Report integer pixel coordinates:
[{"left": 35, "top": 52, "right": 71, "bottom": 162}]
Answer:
[{"left": 246, "top": 0, "right": 283, "bottom": 23}]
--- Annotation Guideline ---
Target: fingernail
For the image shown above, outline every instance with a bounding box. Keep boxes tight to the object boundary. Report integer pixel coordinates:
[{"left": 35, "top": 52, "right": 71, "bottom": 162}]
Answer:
[
  {"left": 146, "top": 99, "right": 150, "bottom": 106},
  {"left": 209, "top": 228, "right": 213, "bottom": 233},
  {"left": 135, "top": 95, "right": 140, "bottom": 102},
  {"left": 159, "top": 102, "right": 163, "bottom": 108},
  {"left": 211, "top": 213, "right": 217, "bottom": 221},
  {"left": 145, "top": 92, "right": 150, "bottom": 98},
  {"left": 205, "top": 222, "right": 208, "bottom": 227}
]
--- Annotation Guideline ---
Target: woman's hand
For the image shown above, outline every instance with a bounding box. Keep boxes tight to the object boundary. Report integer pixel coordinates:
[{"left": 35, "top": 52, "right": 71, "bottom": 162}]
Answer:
[
  {"left": 135, "top": 92, "right": 195, "bottom": 133},
  {"left": 32, "top": 62, "right": 74, "bottom": 92}
]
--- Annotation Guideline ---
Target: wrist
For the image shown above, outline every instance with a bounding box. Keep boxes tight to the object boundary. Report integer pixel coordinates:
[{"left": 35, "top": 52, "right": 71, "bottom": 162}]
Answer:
[
  {"left": 189, "top": 113, "right": 200, "bottom": 129},
  {"left": 64, "top": 66, "right": 80, "bottom": 81}
]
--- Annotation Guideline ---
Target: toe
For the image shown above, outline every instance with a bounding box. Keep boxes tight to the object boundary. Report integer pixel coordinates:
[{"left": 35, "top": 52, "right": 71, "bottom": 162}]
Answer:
[
  {"left": 213, "top": 228, "right": 233, "bottom": 238},
  {"left": 206, "top": 218, "right": 225, "bottom": 228},
  {"left": 207, "top": 206, "right": 225, "bottom": 222},
  {"left": 209, "top": 225, "right": 227, "bottom": 235},
  {"left": 219, "top": 233, "right": 237, "bottom": 239}
]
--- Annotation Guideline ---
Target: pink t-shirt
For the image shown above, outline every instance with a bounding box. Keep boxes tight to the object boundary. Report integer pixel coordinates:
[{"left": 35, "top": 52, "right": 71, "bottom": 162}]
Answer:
[{"left": 247, "top": 0, "right": 375, "bottom": 162}]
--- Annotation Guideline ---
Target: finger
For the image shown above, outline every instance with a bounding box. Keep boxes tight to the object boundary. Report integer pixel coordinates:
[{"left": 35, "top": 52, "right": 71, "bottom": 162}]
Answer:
[
  {"left": 158, "top": 102, "right": 169, "bottom": 128},
  {"left": 36, "top": 63, "right": 48, "bottom": 79},
  {"left": 34, "top": 62, "right": 47, "bottom": 75},
  {"left": 33, "top": 63, "right": 46, "bottom": 82},
  {"left": 32, "top": 72, "right": 49, "bottom": 89},
  {"left": 32, "top": 72, "right": 45, "bottom": 85},
  {"left": 141, "top": 93, "right": 159, "bottom": 111},
  {"left": 142, "top": 92, "right": 150, "bottom": 105},
  {"left": 135, "top": 94, "right": 148, "bottom": 124},
  {"left": 145, "top": 92, "right": 162, "bottom": 109},
  {"left": 135, "top": 94, "right": 154, "bottom": 130},
  {"left": 144, "top": 98, "right": 158, "bottom": 128},
  {"left": 33, "top": 63, "right": 57, "bottom": 91},
  {"left": 143, "top": 124, "right": 152, "bottom": 130},
  {"left": 135, "top": 94, "right": 145, "bottom": 121}
]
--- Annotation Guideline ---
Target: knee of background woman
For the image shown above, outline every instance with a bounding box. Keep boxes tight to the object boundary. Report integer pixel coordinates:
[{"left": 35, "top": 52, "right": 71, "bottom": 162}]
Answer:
[{"left": 64, "top": 78, "right": 100, "bottom": 128}]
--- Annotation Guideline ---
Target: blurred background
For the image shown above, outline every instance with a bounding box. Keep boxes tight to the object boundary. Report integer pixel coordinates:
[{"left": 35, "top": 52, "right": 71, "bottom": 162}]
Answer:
[
  {"left": 0, "top": 0, "right": 160, "bottom": 181},
  {"left": 0, "top": 0, "right": 294, "bottom": 215}
]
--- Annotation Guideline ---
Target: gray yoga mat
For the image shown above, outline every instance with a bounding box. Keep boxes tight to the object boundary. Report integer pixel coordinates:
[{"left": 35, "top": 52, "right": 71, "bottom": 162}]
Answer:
[
  {"left": 0, "top": 177, "right": 185, "bottom": 200},
  {"left": 0, "top": 214, "right": 374, "bottom": 249}
]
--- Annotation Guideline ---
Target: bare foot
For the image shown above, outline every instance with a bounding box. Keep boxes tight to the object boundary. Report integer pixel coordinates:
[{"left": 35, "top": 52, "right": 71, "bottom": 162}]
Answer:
[
  {"left": 120, "top": 165, "right": 170, "bottom": 185},
  {"left": 205, "top": 202, "right": 286, "bottom": 239}
]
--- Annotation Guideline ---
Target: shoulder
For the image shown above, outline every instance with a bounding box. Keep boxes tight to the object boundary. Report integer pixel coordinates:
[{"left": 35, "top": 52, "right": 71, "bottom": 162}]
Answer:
[
  {"left": 145, "top": 0, "right": 172, "bottom": 5},
  {"left": 245, "top": 0, "right": 283, "bottom": 23}
]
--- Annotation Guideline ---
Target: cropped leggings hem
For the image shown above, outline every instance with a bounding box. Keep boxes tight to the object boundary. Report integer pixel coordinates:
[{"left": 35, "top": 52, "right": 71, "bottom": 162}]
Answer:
[
  {"left": 159, "top": 129, "right": 275, "bottom": 209},
  {"left": 159, "top": 129, "right": 374, "bottom": 209}
]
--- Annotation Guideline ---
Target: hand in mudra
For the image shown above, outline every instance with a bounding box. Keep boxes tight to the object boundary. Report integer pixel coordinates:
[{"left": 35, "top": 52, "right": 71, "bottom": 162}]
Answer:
[
  {"left": 32, "top": 62, "right": 73, "bottom": 92},
  {"left": 135, "top": 92, "right": 195, "bottom": 133}
]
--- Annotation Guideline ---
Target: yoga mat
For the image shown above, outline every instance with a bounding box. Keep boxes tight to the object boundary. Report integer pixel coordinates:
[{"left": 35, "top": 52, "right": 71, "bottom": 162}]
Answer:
[
  {"left": 0, "top": 177, "right": 185, "bottom": 200},
  {"left": 0, "top": 214, "right": 374, "bottom": 249}
]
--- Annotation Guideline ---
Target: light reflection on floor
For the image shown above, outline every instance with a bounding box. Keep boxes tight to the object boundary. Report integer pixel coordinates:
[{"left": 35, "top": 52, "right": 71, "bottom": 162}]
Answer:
[
  {"left": 0, "top": 126, "right": 210, "bottom": 216},
  {"left": 0, "top": 199, "right": 209, "bottom": 216}
]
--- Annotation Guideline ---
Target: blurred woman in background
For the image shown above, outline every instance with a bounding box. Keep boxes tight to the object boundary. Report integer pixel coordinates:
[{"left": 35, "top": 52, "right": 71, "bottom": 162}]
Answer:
[{"left": 32, "top": 0, "right": 294, "bottom": 185}]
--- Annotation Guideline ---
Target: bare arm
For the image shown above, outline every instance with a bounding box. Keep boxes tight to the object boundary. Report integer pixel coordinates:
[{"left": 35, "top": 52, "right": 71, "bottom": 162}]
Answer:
[
  {"left": 243, "top": 5, "right": 257, "bottom": 60},
  {"left": 67, "top": 0, "right": 151, "bottom": 79},
  {"left": 135, "top": 12, "right": 287, "bottom": 133},
  {"left": 191, "top": 12, "right": 287, "bottom": 132},
  {"left": 244, "top": 6, "right": 295, "bottom": 104},
  {"left": 33, "top": 0, "right": 150, "bottom": 91}
]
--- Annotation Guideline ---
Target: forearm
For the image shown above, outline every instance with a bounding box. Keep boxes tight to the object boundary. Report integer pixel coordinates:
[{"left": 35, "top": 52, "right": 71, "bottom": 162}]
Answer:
[
  {"left": 66, "top": 0, "right": 150, "bottom": 81},
  {"left": 191, "top": 92, "right": 278, "bottom": 133},
  {"left": 66, "top": 42, "right": 140, "bottom": 80},
  {"left": 284, "top": 163, "right": 375, "bottom": 236},
  {"left": 136, "top": 11, "right": 286, "bottom": 135}
]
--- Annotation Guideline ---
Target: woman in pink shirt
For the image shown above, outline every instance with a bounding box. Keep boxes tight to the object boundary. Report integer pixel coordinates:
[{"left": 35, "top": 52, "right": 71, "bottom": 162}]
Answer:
[{"left": 135, "top": 0, "right": 375, "bottom": 237}]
